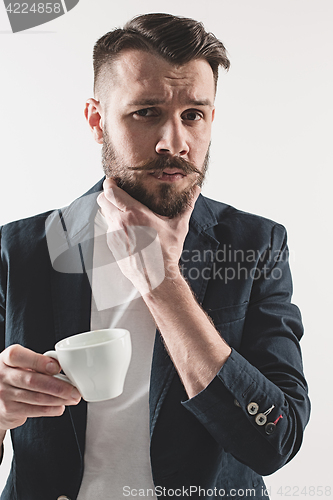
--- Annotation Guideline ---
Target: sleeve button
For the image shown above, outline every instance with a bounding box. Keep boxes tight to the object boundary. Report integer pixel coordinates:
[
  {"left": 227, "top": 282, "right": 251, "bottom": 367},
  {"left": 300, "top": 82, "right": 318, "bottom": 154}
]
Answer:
[
  {"left": 265, "top": 422, "right": 276, "bottom": 435},
  {"left": 255, "top": 413, "right": 267, "bottom": 426},
  {"left": 247, "top": 402, "right": 259, "bottom": 415}
]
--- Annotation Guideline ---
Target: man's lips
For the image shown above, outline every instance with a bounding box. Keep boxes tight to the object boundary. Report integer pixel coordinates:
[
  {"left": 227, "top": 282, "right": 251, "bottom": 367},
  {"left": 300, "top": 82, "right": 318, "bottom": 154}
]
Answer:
[
  {"left": 149, "top": 170, "right": 187, "bottom": 182},
  {"left": 160, "top": 168, "right": 185, "bottom": 175}
]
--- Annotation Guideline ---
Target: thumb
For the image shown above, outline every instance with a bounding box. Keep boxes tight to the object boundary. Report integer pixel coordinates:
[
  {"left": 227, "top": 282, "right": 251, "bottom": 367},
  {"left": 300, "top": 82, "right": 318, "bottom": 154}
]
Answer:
[{"left": 2, "top": 345, "right": 61, "bottom": 375}]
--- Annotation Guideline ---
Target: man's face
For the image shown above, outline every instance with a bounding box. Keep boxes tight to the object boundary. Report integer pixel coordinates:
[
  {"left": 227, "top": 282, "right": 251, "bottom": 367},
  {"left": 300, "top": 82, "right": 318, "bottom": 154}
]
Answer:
[{"left": 99, "top": 49, "right": 215, "bottom": 217}]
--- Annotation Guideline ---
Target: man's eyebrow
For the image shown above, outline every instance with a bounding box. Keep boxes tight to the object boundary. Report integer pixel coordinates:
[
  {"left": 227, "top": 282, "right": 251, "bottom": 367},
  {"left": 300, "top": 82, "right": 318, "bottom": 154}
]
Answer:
[{"left": 127, "top": 98, "right": 213, "bottom": 107}]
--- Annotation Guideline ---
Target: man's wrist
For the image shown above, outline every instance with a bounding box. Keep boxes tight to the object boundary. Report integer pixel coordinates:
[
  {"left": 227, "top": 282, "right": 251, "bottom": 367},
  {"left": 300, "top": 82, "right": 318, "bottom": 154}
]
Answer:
[
  {"left": 146, "top": 266, "right": 185, "bottom": 301},
  {"left": 164, "top": 260, "right": 183, "bottom": 282}
]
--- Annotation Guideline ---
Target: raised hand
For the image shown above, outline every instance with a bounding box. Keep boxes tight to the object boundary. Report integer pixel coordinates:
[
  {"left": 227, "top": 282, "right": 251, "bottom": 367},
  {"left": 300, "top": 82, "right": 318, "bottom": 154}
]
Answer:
[{"left": 97, "top": 178, "right": 200, "bottom": 295}]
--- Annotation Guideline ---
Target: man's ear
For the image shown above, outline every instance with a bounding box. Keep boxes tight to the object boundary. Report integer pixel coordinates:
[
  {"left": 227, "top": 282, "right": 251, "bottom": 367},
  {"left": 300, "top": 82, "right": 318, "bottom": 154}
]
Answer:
[{"left": 84, "top": 98, "right": 104, "bottom": 144}]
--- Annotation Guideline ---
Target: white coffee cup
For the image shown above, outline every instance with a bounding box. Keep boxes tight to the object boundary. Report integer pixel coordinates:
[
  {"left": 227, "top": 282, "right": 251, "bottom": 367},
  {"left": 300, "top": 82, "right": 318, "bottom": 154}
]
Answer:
[{"left": 44, "top": 328, "right": 132, "bottom": 402}]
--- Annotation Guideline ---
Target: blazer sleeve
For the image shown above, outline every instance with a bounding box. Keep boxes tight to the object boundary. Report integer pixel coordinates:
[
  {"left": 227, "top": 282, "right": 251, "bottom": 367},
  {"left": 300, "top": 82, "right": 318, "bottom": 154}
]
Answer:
[{"left": 182, "top": 223, "right": 310, "bottom": 476}]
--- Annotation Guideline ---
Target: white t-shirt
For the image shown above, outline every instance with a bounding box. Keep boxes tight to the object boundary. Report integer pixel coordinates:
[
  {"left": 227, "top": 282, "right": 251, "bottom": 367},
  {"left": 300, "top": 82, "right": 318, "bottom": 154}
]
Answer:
[{"left": 77, "top": 210, "right": 157, "bottom": 499}]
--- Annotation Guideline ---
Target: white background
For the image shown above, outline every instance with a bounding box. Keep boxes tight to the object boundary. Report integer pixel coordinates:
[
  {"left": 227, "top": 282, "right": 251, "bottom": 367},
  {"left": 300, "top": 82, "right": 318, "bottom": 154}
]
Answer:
[{"left": 0, "top": 0, "right": 332, "bottom": 498}]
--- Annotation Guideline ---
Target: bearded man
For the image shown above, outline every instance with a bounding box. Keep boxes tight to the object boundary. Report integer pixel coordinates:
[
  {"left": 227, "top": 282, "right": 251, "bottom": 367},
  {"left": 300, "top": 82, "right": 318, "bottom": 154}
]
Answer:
[{"left": 0, "top": 13, "right": 310, "bottom": 500}]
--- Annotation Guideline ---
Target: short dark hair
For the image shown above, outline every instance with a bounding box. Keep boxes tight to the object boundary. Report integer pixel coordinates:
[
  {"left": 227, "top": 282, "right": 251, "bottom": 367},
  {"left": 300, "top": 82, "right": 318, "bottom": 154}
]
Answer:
[{"left": 93, "top": 13, "right": 230, "bottom": 99}]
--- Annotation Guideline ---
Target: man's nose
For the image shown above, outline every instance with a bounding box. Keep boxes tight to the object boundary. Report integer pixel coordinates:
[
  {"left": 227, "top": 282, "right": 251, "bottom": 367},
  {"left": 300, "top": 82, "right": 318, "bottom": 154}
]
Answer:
[{"left": 155, "top": 119, "right": 189, "bottom": 157}]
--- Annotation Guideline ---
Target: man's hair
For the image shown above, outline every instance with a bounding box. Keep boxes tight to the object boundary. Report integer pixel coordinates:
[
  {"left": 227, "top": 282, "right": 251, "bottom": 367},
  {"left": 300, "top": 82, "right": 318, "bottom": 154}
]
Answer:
[{"left": 93, "top": 13, "right": 230, "bottom": 100}]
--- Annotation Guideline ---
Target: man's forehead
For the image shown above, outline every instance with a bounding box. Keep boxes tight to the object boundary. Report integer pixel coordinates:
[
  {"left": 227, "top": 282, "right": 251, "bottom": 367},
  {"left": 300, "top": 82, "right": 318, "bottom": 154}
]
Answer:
[
  {"left": 110, "top": 49, "right": 215, "bottom": 103},
  {"left": 120, "top": 86, "right": 214, "bottom": 109}
]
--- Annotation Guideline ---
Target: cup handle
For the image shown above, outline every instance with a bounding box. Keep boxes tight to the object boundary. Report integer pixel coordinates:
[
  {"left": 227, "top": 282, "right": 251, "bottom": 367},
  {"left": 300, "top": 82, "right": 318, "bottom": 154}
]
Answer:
[{"left": 43, "top": 350, "right": 72, "bottom": 385}]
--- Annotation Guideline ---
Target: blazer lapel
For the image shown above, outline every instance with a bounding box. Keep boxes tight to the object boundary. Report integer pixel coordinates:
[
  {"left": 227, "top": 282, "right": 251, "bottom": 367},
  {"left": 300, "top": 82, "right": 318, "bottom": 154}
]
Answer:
[{"left": 149, "top": 194, "right": 220, "bottom": 435}]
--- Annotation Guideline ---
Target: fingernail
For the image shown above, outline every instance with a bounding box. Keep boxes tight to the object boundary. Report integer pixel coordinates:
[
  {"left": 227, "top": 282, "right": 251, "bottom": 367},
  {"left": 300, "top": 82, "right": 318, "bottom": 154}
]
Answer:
[
  {"left": 71, "top": 388, "right": 81, "bottom": 400},
  {"left": 46, "top": 361, "right": 58, "bottom": 374}
]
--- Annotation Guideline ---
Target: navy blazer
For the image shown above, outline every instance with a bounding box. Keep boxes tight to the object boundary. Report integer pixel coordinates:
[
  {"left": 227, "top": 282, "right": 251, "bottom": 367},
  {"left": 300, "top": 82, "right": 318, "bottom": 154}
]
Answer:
[{"left": 0, "top": 179, "right": 310, "bottom": 500}]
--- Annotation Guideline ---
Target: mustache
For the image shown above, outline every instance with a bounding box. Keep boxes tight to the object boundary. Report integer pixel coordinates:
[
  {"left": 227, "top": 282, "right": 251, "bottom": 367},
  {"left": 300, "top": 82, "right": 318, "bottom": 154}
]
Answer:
[{"left": 128, "top": 156, "right": 204, "bottom": 182}]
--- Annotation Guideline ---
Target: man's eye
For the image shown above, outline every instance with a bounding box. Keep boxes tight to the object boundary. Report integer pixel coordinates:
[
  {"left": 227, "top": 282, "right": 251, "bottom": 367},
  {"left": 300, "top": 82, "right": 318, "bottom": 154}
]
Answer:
[
  {"left": 134, "top": 108, "right": 156, "bottom": 118},
  {"left": 182, "top": 111, "right": 202, "bottom": 121}
]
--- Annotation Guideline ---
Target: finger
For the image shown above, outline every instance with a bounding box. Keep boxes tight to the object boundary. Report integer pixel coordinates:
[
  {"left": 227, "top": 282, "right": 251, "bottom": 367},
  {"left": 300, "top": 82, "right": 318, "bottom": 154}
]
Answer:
[
  {"left": 4, "top": 401, "right": 67, "bottom": 420},
  {"left": 97, "top": 192, "right": 118, "bottom": 214},
  {"left": 102, "top": 178, "right": 145, "bottom": 212},
  {"left": 103, "top": 177, "right": 118, "bottom": 190},
  {"left": 1, "top": 363, "right": 81, "bottom": 401},
  {"left": 2, "top": 345, "right": 60, "bottom": 375},
  {"left": 8, "top": 386, "right": 80, "bottom": 406},
  {"left": 97, "top": 194, "right": 124, "bottom": 232},
  {"left": 22, "top": 402, "right": 66, "bottom": 418}
]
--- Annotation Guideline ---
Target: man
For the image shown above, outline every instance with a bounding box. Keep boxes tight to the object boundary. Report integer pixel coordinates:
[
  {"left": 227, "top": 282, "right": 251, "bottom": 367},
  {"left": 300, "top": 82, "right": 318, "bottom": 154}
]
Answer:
[{"left": 0, "top": 13, "right": 310, "bottom": 500}]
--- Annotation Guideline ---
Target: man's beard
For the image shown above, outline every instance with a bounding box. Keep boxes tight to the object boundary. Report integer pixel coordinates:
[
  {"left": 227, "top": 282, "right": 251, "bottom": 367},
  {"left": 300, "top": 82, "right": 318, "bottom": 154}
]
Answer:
[{"left": 102, "top": 130, "right": 210, "bottom": 218}]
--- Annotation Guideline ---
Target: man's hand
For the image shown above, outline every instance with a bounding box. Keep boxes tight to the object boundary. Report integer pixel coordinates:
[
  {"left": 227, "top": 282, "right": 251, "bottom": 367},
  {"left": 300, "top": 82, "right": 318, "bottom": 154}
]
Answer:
[
  {"left": 0, "top": 344, "right": 81, "bottom": 432},
  {"left": 97, "top": 178, "right": 230, "bottom": 399},
  {"left": 97, "top": 178, "right": 200, "bottom": 295}
]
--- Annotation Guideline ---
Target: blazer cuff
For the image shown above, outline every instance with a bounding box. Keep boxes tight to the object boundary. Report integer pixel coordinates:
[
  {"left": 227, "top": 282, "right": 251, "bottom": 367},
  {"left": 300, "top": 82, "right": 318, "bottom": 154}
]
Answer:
[{"left": 181, "top": 349, "right": 297, "bottom": 475}]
